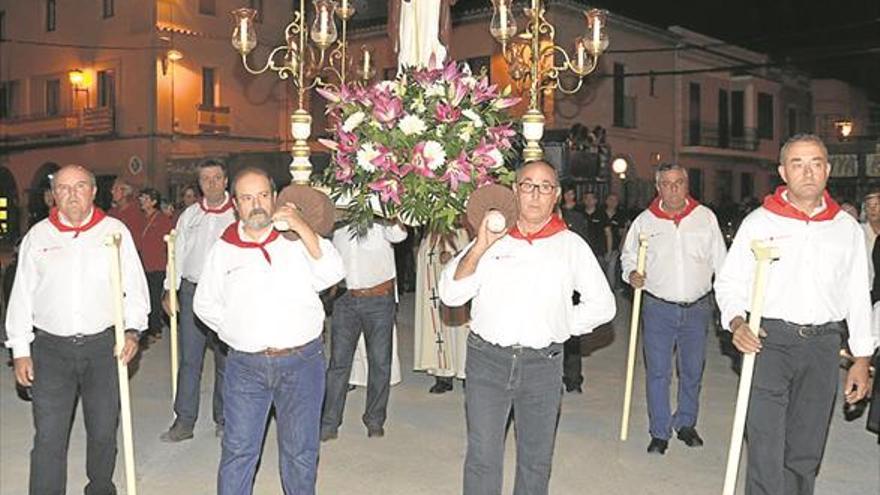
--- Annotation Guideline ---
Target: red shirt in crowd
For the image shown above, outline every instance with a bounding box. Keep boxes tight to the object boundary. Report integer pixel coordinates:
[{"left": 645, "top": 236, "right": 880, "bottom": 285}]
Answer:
[
  {"left": 138, "top": 210, "right": 174, "bottom": 272},
  {"left": 108, "top": 202, "right": 145, "bottom": 239}
]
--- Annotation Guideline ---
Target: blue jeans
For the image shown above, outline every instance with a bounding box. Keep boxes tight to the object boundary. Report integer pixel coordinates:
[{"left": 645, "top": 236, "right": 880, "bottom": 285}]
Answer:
[
  {"left": 174, "top": 280, "right": 226, "bottom": 429},
  {"left": 642, "top": 293, "right": 712, "bottom": 440},
  {"left": 218, "top": 339, "right": 326, "bottom": 495},
  {"left": 463, "top": 333, "right": 564, "bottom": 495},
  {"left": 322, "top": 291, "right": 396, "bottom": 433}
]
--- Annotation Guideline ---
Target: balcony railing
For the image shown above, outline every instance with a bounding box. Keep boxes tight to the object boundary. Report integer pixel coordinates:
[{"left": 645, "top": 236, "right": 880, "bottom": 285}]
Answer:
[
  {"left": 0, "top": 106, "right": 115, "bottom": 142},
  {"left": 684, "top": 122, "right": 758, "bottom": 152},
  {"left": 197, "top": 105, "right": 230, "bottom": 134}
]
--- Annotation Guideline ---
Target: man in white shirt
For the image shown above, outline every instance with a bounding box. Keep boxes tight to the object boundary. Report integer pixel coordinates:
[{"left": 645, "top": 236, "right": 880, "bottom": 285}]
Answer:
[
  {"left": 160, "top": 159, "right": 236, "bottom": 442},
  {"left": 5, "top": 164, "right": 149, "bottom": 495},
  {"left": 321, "top": 219, "right": 408, "bottom": 440},
  {"left": 440, "top": 161, "right": 615, "bottom": 495},
  {"left": 194, "top": 168, "right": 344, "bottom": 495},
  {"left": 715, "top": 134, "right": 874, "bottom": 495},
  {"left": 621, "top": 163, "right": 727, "bottom": 455},
  {"left": 861, "top": 189, "right": 880, "bottom": 287}
]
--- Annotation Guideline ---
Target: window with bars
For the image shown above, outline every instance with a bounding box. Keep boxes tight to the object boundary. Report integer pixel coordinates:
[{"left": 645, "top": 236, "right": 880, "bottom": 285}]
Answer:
[
  {"left": 757, "top": 92, "right": 774, "bottom": 140},
  {"left": 202, "top": 68, "right": 216, "bottom": 107},
  {"left": 98, "top": 70, "right": 115, "bottom": 107},
  {"left": 103, "top": 0, "right": 114, "bottom": 18},
  {"left": 0, "top": 81, "right": 17, "bottom": 119}
]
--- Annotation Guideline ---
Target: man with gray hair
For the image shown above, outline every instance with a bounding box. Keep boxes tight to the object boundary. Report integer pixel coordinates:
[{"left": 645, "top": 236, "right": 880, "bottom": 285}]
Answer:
[
  {"left": 5, "top": 164, "right": 149, "bottom": 494},
  {"left": 621, "top": 162, "right": 727, "bottom": 455},
  {"left": 715, "top": 134, "right": 874, "bottom": 494},
  {"left": 109, "top": 177, "right": 144, "bottom": 238}
]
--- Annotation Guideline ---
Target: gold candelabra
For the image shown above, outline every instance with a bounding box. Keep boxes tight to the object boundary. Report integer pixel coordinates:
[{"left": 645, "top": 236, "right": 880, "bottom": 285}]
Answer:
[
  {"left": 489, "top": 0, "right": 609, "bottom": 161},
  {"left": 231, "top": 0, "right": 375, "bottom": 184}
]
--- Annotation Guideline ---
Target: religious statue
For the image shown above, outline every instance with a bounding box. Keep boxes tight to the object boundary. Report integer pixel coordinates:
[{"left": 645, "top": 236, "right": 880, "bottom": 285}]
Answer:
[{"left": 387, "top": 0, "right": 458, "bottom": 69}]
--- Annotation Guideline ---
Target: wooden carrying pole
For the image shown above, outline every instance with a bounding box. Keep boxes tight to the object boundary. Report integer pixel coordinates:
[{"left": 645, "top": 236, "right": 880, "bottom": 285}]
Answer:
[
  {"left": 620, "top": 234, "right": 649, "bottom": 441},
  {"left": 107, "top": 233, "right": 138, "bottom": 495},
  {"left": 164, "top": 230, "right": 179, "bottom": 401},
  {"left": 722, "top": 240, "right": 779, "bottom": 495}
]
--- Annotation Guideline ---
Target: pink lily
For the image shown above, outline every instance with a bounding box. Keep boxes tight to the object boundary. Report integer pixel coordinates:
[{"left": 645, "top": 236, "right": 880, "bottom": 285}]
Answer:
[
  {"left": 337, "top": 130, "right": 358, "bottom": 154},
  {"left": 435, "top": 102, "right": 462, "bottom": 123},
  {"left": 492, "top": 96, "right": 522, "bottom": 110},
  {"left": 441, "top": 152, "right": 473, "bottom": 191},
  {"left": 488, "top": 124, "right": 517, "bottom": 149},
  {"left": 316, "top": 86, "right": 341, "bottom": 104},
  {"left": 471, "top": 78, "right": 499, "bottom": 105},
  {"left": 369, "top": 178, "right": 403, "bottom": 205},
  {"left": 372, "top": 92, "right": 404, "bottom": 127}
]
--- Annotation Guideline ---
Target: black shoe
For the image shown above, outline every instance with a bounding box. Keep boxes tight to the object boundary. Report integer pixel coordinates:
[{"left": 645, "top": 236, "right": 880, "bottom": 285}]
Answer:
[
  {"left": 429, "top": 377, "right": 454, "bottom": 394},
  {"left": 675, "top": 426, "right": 704, "bottom": 447},
  {"left": 367, "top": 426, "right": 385, "bottom": 438},
  {"left": 320, "top": 429, "right": 338, "bottom": 442},
  {"left": 647, "top": 437, "right": 668, "bottom": 455},
  {"left": 564, "top": 382, "right": 583, "bottom": 393},
  {"left": 160, "top": 421, "right": 194, "bottom": 443}
]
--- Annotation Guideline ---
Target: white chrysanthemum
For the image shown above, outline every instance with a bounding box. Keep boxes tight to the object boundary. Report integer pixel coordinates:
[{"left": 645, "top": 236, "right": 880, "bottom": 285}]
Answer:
[
  {"left": 462, "top": 109, "right": 484, "bottom": 128},
  {"left": 341, "top": 111, "right": 366, "bottom": 132},
  {"left": 425, "top": 83, "right": 446, "bottom": 98},
  {"left": 422, "top": 141, "right": 447, "bottom": 170},
  {"left": 398, "top": 114, "right": 427, "bottom": 136},
  {"left": 356, "top": 143, "right": 380, "bottom": 172}
]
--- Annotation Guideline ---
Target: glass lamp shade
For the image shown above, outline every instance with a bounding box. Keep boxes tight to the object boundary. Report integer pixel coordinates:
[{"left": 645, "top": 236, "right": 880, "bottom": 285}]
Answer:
[
  {"left": 489, "top": 0, "right": 518, "bottom": 42},
  {"left": 310, "top": 0, "right": 339, "bottom": 49},
  {"left": 584, "top": 9, "right": 609, "bottom": 56},
  {"left": 231, "top": 8, "right": 258, "bottom": 54},
  {"left": 611, "top": 157, "right": 629, "bottom": 175}
]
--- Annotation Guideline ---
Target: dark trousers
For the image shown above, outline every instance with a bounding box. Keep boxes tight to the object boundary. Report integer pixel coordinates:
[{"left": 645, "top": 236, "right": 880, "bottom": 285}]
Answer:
[
  {"left": 562, "top": 336, "right": 583, "bottom": 388},
  {"left": 145, "top": 271, "right": 166, "bottom": 334},
  {"left": 463, "top": 333, "right": 564, "bottom": 495},
  {"left": 745, "top": 320, "right": 842, "bottom": 495},
  {"left": 219, "top": 341, "right": 325, "bottom": 495},
  {"left": 29, "top": 329, "right": 119, "bottom": 495},
  {"left": 174, "top": 280, "right": 226, "bottom": 429},
  {"left": 322, "top": 291, "right": 395, "bottom": 433},
  {"left": 642, "top": 294, "right": 712, "bottom": 440}
]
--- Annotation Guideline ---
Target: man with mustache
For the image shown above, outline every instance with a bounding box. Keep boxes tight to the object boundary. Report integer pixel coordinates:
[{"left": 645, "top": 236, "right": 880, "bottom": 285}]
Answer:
[
  {"left": 439, "top": 160, "right": 615, "bottom": 495},
  {"left": 160, "top": 159, "right": 236, "bottom": 442},
  {"left": 5, "top": 164, "right": 149, "bottom": 495},
  {"left": 194, "top": 167, "right": 344, "bottom": 495},
  {"left": 715, "top": 134, "right": 875, "bottom": 494}
]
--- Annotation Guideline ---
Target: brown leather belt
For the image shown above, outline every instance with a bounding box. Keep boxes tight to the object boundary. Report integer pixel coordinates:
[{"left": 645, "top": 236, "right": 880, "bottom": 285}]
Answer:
[
  {"left": 348, "top": 278, "right": 395, "bottom": 298},
  {"left": 244, "top": 338, "right": 318, "bottom": 357}
]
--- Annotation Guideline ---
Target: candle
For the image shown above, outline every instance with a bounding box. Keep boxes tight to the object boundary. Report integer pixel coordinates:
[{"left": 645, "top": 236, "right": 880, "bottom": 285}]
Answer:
[
  {"left": 342, "top": 0, "right": 348, "bottom": 10},
  {"left": 239, "top": 18, "right": 248, "bottom": 51},
  {"left": 577, "top": 40, "right": 586, "bottom": 71},
  {"left": 592, "top": 16, "right": 601, "bottom": 45},
  {"left": 500, "top": 2, "right": 508, "bottom": 33},
  {"left": 363, "top": 49, "right": 371, "bottom": 76},
  {"left": 319, "top": 8, "right": 329, "bottom": 40}
]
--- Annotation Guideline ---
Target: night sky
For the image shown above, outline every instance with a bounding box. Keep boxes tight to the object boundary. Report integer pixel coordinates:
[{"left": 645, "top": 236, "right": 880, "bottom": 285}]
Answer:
[{"left": 354, "top": 0, "right": 880, "bottom": 99}]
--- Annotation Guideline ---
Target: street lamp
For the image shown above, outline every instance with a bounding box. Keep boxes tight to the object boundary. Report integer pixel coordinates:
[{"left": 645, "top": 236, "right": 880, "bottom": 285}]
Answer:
[
  {"left": 68, "top": 69, "right": 90, "bottom": 109},
  {"left": 231, "top": 1, "right": 372, "bottom": 184},
  {"left": 834, "top": 118, "right": 854, "bottom": 140},
  {"left": 489, "top": 0, "right": 609, "bottom": 162},
  {"left": 611, "top": 155, "right": 630, "bottom": 207}
]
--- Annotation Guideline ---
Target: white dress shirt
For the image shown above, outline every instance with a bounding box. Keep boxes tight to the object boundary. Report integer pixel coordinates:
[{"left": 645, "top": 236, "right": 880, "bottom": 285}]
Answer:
[
  {"left": 439, "top": 230, "right": 616, "bottom": 348},
  {"left": 165, "top": 194, "right": 236, "bottom": 290},
  {"left": 862, "top": 222, "right": 878, "bottom": 288},
  {"left": 332, "top": 222, "right": 407, "bottom": 289},
  {"left": 621, "top": 203, "right": 727, "bottom": 303},
  {"left": 193, "top": 222, "right": 345, "bottom": 352},
  {"left": 714, "top": 206, "right": 876, "bottom": 357},
  {"left": 5, "top": 209, "right": 150, "bottom": 358}
]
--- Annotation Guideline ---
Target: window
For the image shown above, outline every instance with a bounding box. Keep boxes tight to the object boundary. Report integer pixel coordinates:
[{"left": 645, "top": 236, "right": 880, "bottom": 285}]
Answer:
[
  {"left": 757, "top": 92, "right": 774, "bottom": 140},
  {"left": 718, "top": 89, "right": 729, "bottom": 148},
  {"left": 741, "top": 172, "right": 754, "bottom": 200},
  {"left": 202, "top": 68, "right": 216, "bottom": 107},
  {"left": 46, "top": 0, "right": 56, "bottom": 32},
  {"left": 688, "top": 82, "right": 701, "bottom": 145},
  {"left": 103, "top": 0, "right": 114, "bottom": 18},
  {"left": 98, "top": 70, "right": 115, "bottom": 107},
  {"left": 613, "top": 63, "right": 636, "bottom": 128},
  {"left": 199, "top": 0, "right": 216, "bottom": 16},
  {"left": 45, "top": 79, "right": 60, "bottom": 116},
  {"left": 0, "top": 81, "right": 17, "bottom": 119},
  {"left": 787, "top": 107, "right": 797, "bottom": 137},
  {"left": 249, "top": 0, "right": 263, "bottom": 22},
  {"left": 731, "top": 91, "right": 745, "bottom": 138}
]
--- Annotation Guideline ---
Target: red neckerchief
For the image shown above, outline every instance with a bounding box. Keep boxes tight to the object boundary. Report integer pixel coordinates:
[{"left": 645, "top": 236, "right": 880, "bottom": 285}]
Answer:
[
  {"left": 199, "top": 195, "right": 234, "bottom": 214},
  {"left": 219, "top": 222, "right": 280, "bottom": 264},
  {"left": 762, "top": 186, "right": 840, "bottom": 222},
  {"left": 508, "top": 214, "right": 568, "bottom": 244},
  {"left": 648, "top": 196, "right": 700, "bottom": 226},
  {"left": 48, "top": 207, "right": 106, "bottom": 238}
]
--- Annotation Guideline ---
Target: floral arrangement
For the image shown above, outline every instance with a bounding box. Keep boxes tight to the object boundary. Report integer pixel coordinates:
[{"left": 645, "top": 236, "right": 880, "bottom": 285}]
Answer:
[{"left": 317, "top": 61, "right": 521, "bottom": 233}]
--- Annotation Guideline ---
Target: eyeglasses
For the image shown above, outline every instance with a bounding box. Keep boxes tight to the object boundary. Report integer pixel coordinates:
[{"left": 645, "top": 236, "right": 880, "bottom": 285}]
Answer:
[
  {"left": 517, "top": 182, "right": 558, "bottom": 195},
  {"left": 53, "top": 181, "right": 92, "bottom": 196}
]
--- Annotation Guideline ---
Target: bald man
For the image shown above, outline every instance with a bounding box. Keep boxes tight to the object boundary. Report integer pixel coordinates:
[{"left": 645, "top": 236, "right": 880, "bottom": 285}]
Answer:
[{"left": 440, "top": 161, "right": 616, "bottom": 495}]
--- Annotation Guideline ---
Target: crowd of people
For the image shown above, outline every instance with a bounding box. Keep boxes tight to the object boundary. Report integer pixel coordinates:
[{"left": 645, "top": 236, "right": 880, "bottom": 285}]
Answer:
[{"left": 1, "top": 133, "right": 878, "bottom": 495}]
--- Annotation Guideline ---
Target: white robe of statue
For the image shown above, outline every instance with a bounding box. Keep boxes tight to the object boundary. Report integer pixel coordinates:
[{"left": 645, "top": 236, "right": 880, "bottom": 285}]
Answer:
[{"left": 398, "top": 0, "right": 446, "bottom": 70}]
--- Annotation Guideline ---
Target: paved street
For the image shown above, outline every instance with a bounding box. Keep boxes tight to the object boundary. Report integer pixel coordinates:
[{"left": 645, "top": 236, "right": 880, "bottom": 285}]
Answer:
[{"left": 1, "top": 293, "right": 878, "bottom": 494}]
